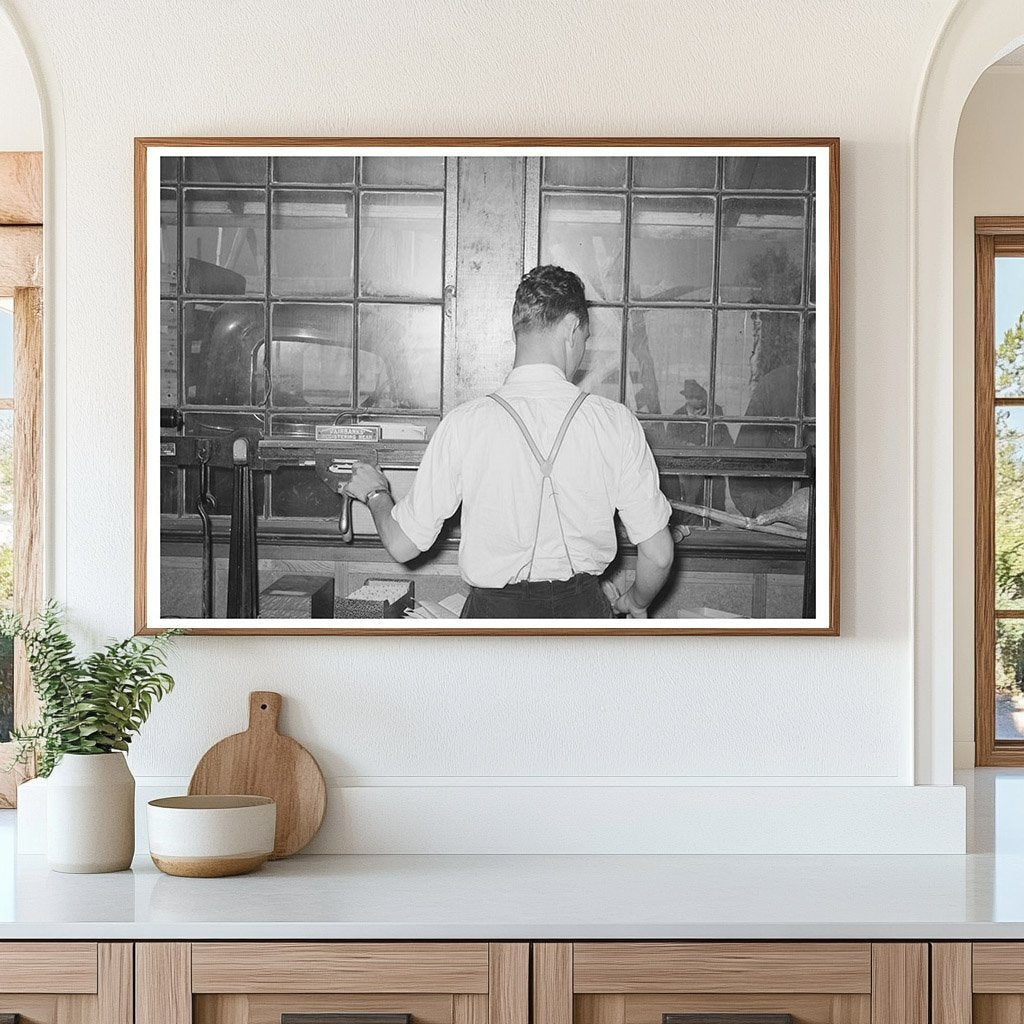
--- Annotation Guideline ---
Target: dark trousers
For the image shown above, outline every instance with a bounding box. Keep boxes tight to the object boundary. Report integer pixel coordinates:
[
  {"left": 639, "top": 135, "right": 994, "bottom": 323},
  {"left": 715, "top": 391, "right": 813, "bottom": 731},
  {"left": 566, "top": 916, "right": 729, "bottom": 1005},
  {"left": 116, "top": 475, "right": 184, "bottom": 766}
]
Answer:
[{"left": 461, "top": 572, "right": 613, "bottom": 619}]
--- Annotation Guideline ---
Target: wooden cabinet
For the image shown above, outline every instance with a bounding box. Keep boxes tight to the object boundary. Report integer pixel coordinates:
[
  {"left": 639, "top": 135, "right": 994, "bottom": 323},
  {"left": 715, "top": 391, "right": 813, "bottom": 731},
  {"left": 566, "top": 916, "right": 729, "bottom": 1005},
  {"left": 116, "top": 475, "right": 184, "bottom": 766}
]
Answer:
[
  {"left": 931, "top": 943, "right": 1024, "bottom": 1024},
  {"left": 0, "top": 938, "right": 953, "bottom": 1024},
  {"left": 0, "top": 942, "right": 132, "bottom": 1024},
  {"left": 532, "top": 944, "right": 928, "bottom": 1024},
  {"left": 136, "top": 944, "right": 528, "bottom": 1024}
]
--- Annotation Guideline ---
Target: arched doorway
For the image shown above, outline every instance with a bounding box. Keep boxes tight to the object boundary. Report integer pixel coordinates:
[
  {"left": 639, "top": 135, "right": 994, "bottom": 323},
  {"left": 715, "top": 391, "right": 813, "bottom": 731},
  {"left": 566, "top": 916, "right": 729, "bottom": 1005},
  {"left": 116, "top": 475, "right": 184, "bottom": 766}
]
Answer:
[{"left": 914, "top": 0, "right": 1024, "bottom": 785}]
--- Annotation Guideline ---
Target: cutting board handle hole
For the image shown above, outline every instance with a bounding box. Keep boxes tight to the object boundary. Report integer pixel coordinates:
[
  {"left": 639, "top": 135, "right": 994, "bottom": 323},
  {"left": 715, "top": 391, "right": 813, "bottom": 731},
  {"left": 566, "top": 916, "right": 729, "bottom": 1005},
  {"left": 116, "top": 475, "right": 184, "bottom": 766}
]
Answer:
[{"left": 260, "top": 703, "right": 268, "bottom": 710}]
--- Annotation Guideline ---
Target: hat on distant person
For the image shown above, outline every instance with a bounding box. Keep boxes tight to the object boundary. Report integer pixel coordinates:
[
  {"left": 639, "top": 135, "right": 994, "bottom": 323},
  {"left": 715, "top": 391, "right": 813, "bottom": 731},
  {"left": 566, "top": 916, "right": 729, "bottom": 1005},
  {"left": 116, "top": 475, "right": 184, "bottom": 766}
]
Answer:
[{"left": 681, "top": 379, "right": 708, "bottom": 402}]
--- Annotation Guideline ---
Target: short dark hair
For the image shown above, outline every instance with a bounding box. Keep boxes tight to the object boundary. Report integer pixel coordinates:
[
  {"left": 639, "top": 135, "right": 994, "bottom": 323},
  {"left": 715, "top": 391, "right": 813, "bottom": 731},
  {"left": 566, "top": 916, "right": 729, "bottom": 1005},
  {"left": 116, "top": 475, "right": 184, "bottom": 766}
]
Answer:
[{"left": 512, "top": 265, "right": 589, "bottom": 332}]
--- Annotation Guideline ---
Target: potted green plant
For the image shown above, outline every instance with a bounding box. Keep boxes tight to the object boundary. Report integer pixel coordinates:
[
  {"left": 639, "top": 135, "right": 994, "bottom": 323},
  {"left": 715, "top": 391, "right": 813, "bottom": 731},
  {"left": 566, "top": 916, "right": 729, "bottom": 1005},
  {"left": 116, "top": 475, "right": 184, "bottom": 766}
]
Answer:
[{"left": 2, "top": 603, "right": 178, "bottom": 873}]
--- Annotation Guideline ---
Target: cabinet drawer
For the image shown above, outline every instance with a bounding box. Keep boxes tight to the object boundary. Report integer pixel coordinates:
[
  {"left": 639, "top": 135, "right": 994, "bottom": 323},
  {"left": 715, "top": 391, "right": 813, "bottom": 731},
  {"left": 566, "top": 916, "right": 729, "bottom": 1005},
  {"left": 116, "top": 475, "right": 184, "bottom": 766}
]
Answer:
[
  {"left": 0, "top": 943, "right": 130, "bottom": 1024},
  {"left": 191, "top": 943, "right": 490, "bottom": 994},
  {"left": 935, "top": 942, "right": 1024, "bottom": 1024},
  {"left": 139, "top": 943, "right": 528, "bottom": 1024},
  {"left": 0, "top": 942, "right": 99, "bottom": 994},
  {"left": 572, "top": 944, "right": 872, "bottom": 994},
  {"left": 534, "top": 943, "right": 925, "bottom": 1024}
]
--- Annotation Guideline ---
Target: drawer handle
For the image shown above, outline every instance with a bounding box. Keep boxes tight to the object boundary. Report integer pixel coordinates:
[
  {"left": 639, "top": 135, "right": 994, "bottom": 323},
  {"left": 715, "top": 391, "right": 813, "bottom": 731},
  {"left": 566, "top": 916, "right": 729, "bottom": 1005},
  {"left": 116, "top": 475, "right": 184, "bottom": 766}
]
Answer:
[
  {"left": 283, "top": 1016, "right": 411, "bottom": 1024},
  {"left": 664, "top": 1016, "right": 795, "bottom": 1024}
]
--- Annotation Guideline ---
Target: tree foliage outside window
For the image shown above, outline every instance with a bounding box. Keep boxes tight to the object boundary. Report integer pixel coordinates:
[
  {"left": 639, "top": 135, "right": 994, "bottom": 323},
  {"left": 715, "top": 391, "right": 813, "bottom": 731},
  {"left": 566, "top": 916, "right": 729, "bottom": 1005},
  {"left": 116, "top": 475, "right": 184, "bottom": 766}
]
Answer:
[{"left": 995, "top": 311, "right": 1024, "bottom": 694}]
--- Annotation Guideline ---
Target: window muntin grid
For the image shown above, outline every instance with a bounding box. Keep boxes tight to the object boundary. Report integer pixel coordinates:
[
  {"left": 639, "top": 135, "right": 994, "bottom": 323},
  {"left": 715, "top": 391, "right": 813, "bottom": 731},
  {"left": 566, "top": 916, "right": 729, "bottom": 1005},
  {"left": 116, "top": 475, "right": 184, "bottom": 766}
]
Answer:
[
  {"left": 536, "top": 155, "right": 817, "bottom": 457},
  {"left": 160, "top": 154, "right": 449, "bottom": 521}
]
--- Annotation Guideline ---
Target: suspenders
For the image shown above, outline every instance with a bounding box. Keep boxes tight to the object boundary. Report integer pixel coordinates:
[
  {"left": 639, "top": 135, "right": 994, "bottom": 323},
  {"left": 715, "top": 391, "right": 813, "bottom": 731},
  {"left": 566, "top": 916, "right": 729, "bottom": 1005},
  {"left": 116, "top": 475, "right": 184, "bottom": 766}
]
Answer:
[{"left": 488, "top": 389, "right": 589, "bottom": 582}]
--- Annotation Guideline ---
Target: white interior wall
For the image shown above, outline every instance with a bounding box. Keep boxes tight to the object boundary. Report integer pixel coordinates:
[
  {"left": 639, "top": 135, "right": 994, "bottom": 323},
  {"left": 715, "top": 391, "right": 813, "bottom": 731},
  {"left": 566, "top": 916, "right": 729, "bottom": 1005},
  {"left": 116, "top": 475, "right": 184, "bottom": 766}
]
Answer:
[
  {"left": 0, "top": 10, "right": 39, "bottom": 152},
  {"left": 0, "top": 0, "right": 978, "bottom": 852},
  {"left": 952, "top": 64, "right": 1024, "bottom": 767}
]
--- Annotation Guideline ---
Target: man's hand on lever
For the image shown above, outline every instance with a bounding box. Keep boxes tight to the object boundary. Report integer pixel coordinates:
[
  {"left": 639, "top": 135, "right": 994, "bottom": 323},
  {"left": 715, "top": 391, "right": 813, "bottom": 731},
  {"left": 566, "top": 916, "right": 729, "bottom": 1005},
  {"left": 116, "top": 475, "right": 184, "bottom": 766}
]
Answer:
[
  {"left": 343, "top": 461, "right": 421, "bottom": 564},
  {"left": 344, "top": 461, "right": 391, "bottom": 503}
]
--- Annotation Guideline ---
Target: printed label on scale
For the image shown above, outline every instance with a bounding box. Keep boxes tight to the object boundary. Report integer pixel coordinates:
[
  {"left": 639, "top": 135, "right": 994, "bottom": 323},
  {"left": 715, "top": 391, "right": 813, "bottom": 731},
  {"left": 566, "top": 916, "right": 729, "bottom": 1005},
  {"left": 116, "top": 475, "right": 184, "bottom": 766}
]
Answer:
[{"left": 315, "top": 424, "right": 383, "bottom": 443}]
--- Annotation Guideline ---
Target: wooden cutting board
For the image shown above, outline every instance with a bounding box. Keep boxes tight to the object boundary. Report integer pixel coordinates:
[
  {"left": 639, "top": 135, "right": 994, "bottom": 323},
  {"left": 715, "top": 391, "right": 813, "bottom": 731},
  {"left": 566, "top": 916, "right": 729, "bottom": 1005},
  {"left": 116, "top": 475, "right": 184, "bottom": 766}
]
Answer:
[{"left": 188, "top": 691, "right": 326, "bottom": 859}]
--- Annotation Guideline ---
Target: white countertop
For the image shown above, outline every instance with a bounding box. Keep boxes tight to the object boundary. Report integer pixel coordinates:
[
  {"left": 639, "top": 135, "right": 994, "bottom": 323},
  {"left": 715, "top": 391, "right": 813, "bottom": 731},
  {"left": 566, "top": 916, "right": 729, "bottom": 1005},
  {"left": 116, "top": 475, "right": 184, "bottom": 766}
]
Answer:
[
  {"left": 0, "top": 849, "right": 1021, "bottom": 940},
  {"left": 1, "top": 769, "right": 1022, "bottom": 941}
]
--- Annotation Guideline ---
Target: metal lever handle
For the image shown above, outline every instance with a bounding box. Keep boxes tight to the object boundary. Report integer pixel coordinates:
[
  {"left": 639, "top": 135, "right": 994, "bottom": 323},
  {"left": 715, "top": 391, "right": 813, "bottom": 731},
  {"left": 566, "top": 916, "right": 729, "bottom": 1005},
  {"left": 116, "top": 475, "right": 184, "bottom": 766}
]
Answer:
[
  {"left": 664, "top": 1016, "right": 794, "bottom": 1024},
  {"left": 338, "top": 493, "right": 354, "bottom": 544},
  {"left": 283, "top": 1016, "right": 410, "bottom": 1024}
]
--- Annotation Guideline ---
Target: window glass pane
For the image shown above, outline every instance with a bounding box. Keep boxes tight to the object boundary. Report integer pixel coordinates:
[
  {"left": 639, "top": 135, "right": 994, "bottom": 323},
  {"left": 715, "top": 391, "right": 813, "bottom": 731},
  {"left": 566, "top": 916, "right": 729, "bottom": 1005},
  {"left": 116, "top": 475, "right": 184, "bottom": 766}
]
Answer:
[
  {"left": 715, "top": 310, "right": 802, "bottom": 419},
  {"left": 183, "top": 156, "right": 267, "bottom": 184},
  {"left": 996, "top": 407, "right": 1024, "bottom": 610},
  {"left": 573, "top": 307, "right": 622, "bottom": 400},
  {"left": 724, "top": 157, "right": 808, "bottom": 191},
  {"left": 629, "top": 196, "right": 715, "bottom": 301},
  {"left": 997, "top": 620, "right": 1024, "bottom": 738},
  {"left": 182, "top": 302, "right": 266, "bottom": 405},
  {"left": 161, "top": 188, "right": 178, "bottom": 296},
  {"left": 160, "top": 157, "right": 179, "bottom": 183},
  {"left": 640, "top": 421, "right": 688, "bottom": 451},
  {"left": 182, "top": 412, "right": 266, "bottom": 514},
  {"left": 540, "top": 193, "right": 625, "bottom": 302},
  {"left": 719, "top": 198, "right": 806, "bottom": 305},
  {"left": 161, "top": 300, "right": 178, "bottom": 406},
  {"left": 725, "top": 421, "right": 798, "bottom": 519},
  {"left": 272, "top": 464, "right": 346, "bottom": 517},
  {"left": 543, "top": 157, "right": 627, "bottom": 188},
  {"left": 625, "top": 308, "right": 713, "bottom": 415},
  {"left": 270, "top": 303, "right": 353, "bottom": 407},
  {"left": 361, "top": 156, "right": 445, "bottom": 188},
  {"left": 632, "top": 157, "right": 716, "bottom": 190},
  {"left": 183, "top": 190, "right": 266, "bottom": 295},
  {"left": 0, "top": 307, "right": 13, "bottom": 398},
  {"left": 0, "top": 409, "right": 11, "bottom": 742},
  {"left": 271, "top": 190, "right": 354, "bottom": 297},
  {"left": 995, "top": 256, "right": 1024, "bottom": 396},
  {"left": 358, "top": 304, "right": 442, "bottom": 409},
  {"left": 802, "top": 312, "right": 816, "bottom": 417},
  {"left": 160, "top": 466, "right": 178, "bottom": 516},
  {"left": 272, "top": 156, "right": 355, "bottom": 185},
  {"left": 359, "top": 192, "right": 444, "bottom": 299}
]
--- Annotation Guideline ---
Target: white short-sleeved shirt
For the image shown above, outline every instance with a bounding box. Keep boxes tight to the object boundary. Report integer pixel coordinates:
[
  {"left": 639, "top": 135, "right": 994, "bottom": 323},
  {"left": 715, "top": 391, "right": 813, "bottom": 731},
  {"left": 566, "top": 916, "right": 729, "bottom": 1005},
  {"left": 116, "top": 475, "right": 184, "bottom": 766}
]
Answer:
[{"left": 392, "top": 363, "right": 672, "bottom": 589}]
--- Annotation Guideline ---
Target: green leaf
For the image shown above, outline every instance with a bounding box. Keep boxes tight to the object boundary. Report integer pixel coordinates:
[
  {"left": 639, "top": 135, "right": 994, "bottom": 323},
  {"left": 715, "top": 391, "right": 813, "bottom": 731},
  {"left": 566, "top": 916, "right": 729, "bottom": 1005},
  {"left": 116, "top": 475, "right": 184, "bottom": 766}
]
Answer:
[{"left": 1, "top": 603, "right": 179, "bottom": 777}]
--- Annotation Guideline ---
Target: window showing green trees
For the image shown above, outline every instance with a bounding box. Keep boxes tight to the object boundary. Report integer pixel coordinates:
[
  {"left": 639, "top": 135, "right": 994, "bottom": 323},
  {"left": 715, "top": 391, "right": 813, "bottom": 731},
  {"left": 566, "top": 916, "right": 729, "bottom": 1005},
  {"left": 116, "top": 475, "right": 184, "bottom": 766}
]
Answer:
[{"left": 993, "top": 262, "right": 1024, "bottom": 739}]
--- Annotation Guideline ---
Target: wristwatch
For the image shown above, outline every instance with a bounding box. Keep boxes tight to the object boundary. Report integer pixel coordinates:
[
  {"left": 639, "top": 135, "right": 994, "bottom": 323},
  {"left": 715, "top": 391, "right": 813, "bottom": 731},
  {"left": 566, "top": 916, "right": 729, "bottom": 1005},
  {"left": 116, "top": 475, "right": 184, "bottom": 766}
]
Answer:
[{"left": 363, "top": 486, "right": 392, "bottom": 505}]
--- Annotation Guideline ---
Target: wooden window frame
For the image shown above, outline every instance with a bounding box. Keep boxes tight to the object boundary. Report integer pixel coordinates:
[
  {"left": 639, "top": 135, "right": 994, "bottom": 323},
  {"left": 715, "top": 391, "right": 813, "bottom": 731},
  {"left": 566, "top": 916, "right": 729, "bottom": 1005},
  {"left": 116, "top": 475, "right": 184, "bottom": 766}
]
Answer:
[
  {"left": 975, "top": 217, "right": 1024, "bottom": 765},
  {"left": 0, "top": 151, "right": 44, "bottom": 806}
]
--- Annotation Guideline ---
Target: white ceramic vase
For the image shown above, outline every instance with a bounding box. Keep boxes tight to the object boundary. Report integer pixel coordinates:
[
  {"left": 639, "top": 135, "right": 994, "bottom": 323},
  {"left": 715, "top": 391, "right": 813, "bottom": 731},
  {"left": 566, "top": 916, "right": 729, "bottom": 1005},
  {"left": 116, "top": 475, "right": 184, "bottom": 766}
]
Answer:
[{"left": 46, "top": 752, "right": 135, "bottom": 873}]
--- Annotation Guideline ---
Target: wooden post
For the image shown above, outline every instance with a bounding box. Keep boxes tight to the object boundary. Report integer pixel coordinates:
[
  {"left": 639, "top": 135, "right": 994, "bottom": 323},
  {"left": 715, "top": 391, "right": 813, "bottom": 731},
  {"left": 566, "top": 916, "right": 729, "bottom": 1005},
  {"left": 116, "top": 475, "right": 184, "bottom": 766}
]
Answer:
[
  {"left": 137, "top": 944, "right": 192, "bottom": 1024},
  {"left": 931, "top": 944, "right": 972, "bottom": 1024},
  {"left": 871, "top": 944, "right": 928, "bottom": 1024},
  {"left": 533, "top": 944, "right": 573, "bottom": 1024}
]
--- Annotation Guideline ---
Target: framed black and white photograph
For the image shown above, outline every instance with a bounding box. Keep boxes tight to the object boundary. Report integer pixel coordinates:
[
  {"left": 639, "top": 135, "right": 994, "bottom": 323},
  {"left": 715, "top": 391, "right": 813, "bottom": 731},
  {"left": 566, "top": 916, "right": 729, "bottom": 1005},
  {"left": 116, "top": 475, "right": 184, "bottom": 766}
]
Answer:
[{"left": 135, "top": 138, "right": 839, "bottom": 635}]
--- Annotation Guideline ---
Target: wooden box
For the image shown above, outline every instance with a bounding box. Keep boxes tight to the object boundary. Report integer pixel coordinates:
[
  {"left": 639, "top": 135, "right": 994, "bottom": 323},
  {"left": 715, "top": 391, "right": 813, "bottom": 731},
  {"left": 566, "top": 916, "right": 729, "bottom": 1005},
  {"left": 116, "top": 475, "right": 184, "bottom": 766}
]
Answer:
[
  {"left": 336, "top": 578, "right": 414, "bottom": 619},
  {"left": 259, "top": 575, "right": 335, "bottom": 619}
]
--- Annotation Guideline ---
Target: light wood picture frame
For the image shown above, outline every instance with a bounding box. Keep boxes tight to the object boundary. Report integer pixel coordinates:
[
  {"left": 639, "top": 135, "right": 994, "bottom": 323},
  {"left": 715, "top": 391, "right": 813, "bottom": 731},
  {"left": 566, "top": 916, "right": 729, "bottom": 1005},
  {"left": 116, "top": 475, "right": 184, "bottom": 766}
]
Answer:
[{"left": 135, "top": 137, "right": 840, "bottom": 635}]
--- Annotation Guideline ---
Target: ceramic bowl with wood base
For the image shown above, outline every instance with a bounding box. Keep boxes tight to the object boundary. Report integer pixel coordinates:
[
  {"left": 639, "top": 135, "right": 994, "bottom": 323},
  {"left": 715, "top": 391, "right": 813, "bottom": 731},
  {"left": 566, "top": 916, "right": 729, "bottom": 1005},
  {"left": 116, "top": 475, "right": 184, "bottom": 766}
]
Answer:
[{"left": 147, "top": 795, "right": 276, "bottom": 877}]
